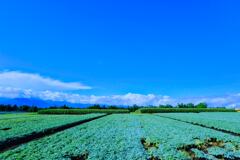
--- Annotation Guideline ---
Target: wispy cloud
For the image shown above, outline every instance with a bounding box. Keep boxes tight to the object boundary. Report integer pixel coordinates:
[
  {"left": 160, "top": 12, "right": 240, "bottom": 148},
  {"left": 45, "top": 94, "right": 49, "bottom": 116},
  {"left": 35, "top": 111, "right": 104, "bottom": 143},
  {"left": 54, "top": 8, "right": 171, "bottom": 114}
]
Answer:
[{"left": 0, "top": 71, "right": 91, "bottom": 91}]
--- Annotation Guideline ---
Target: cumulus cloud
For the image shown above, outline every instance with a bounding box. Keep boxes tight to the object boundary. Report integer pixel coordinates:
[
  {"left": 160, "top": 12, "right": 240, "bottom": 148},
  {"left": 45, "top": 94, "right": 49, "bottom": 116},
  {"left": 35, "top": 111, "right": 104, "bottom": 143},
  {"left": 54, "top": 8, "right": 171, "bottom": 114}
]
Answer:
[
  {"left": 0, "top": 71, "right": 240, "bottom": 108},
  {"left": 0, "top": 88, "right": 173, "bottom": 105},
  {"left": 0, "top": 71, "right": 91, "bottom": 91},
  {"left": 0, "top": 87, "right": 239, "bottom": 108}
]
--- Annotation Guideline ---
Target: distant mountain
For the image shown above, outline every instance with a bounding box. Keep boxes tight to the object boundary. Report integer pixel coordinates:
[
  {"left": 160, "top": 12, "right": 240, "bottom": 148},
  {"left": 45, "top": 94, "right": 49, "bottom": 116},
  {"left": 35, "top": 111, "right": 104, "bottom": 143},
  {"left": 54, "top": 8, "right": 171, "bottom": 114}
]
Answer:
[{"left": 0, "top": 98, "right": 92, "bottom": 108}]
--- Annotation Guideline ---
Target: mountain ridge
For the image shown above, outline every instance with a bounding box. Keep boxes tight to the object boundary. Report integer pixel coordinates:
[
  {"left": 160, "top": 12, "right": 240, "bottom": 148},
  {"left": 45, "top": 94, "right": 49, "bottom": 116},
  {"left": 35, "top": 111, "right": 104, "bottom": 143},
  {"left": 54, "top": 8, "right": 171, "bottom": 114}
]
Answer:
[{"left": 0, "top": 98, "right": 92, "bottom": 108}]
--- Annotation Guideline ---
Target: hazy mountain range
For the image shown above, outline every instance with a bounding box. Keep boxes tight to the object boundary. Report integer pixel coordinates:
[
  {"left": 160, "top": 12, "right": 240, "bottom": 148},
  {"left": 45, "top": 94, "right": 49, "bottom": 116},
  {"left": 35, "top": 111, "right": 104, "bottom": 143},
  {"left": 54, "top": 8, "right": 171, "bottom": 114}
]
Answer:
[{"left": 0, "top": 98, "right": 92, "bottom": 108}]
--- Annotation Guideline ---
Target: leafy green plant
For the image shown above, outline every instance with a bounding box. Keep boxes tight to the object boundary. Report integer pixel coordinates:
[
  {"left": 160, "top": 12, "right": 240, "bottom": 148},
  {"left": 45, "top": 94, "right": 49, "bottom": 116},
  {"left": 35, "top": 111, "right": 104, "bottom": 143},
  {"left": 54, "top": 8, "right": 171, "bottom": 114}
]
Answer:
[
  {"left": 0, "top": 113, "right": 104, "bottom": 143},
  {"left": 156, "top": 112, "right": 240, "bottom": 134},
  {"left": 1, "top": 113, "right": 239, "bottom": 160}
]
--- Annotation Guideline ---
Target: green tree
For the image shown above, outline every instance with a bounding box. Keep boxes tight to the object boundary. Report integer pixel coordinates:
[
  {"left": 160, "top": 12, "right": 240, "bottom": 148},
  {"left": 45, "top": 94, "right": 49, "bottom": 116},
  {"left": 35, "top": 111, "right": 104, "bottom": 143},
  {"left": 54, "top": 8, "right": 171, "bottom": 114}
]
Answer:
[
  {"left": 159, "top": 104, "right": 173, "bottom": 108},
  {"left": 128, "top": 104, "right": 140, "bottom": 112},
  {"left": 177, "top": 103, "right": 187, "bottom": 108},
  {"left": 196, "top": 102, "right": 208, "bottom": 108},
  {"left": 88, "top": 104, "right": 101, "bottom": 109},
  {"left": 186, "top": 103, "right": 195, "bottom": 108},
  {"left": 60, "top": 104, "right": 70, "bottom": 109},
  {"left": 108, "top": 105, "right": 118, "bottom": 109}
]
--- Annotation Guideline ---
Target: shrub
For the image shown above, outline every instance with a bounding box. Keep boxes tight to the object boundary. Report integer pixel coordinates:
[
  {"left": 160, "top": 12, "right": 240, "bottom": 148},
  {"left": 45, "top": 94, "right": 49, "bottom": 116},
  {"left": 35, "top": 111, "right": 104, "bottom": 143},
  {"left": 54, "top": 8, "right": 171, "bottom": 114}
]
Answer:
[
  {"left": 128, "top": 104, "right": 141, "bottom": 112},
  {"left": 87, "top": 104, "right": 102, "bottom": 109},
  {"left": 196, "top": 103, "right": 208, "bottom": 108}
]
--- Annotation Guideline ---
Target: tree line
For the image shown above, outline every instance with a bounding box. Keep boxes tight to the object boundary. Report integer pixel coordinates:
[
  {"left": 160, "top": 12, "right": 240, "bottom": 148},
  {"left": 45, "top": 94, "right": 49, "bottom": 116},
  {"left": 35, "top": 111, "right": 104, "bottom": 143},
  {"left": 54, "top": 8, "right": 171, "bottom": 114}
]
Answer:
[
  {"left": 0, "top": 104, "right": 38, "bottom": 112},
  {"left": 159, "top": 102, "right": 208, "bottom": 108},
  {"left": 0, "top": 102, "right": 213, "bottom": 112},
  {"left": 127, "top": 102, "right": 208, "bottom": 112},
  {"left": 0, "top": 104, "right": 74, "bottom": 112}
]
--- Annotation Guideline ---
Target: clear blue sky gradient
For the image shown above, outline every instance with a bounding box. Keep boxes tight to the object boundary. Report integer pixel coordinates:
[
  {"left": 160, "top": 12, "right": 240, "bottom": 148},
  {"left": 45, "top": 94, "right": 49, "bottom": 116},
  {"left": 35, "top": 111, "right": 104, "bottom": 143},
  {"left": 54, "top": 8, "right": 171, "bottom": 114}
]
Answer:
[{"left": 0, "top": 0, "right": 240, "bottom": 97}]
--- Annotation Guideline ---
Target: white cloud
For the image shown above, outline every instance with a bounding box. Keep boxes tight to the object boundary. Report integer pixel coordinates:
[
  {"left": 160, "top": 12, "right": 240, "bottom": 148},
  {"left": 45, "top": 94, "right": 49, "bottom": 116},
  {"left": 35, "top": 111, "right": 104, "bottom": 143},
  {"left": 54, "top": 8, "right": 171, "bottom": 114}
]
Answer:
[
  {"left": 0, "top": 88, "right": 173, "bottom": 106},
  {"left": 0, "top": 71, "right": 240, "bottom": 108},
  {"left": 0, "top": 87, "right": 239, "bottom": 108},
  {"left": 0, "top": 71, "right": 91, "bottom": 91}
]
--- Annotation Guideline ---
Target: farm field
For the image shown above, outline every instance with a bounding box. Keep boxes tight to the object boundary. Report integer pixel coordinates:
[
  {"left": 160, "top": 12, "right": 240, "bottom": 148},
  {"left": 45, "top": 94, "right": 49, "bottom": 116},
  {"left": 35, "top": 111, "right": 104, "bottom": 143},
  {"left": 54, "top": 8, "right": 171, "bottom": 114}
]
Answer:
[
  {"left": 0, "top": 113, "right": 105, "bottom": 143},
  {"left": 0, "top": 113, "right": 39, "bottom": 120},
  {"left": 0, "top": 113, "right": 240, "bottom": 160},
  {"left": 156, "top": 112, "right": 240, "bottom": 135}
]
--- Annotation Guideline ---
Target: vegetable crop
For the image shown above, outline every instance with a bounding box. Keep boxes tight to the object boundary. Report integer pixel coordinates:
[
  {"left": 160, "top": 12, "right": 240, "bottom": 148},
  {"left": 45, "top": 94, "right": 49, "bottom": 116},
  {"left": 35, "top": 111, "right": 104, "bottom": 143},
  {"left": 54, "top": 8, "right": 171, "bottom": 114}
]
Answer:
[
  {"left": 0, "top": 113, "right": 105, "bottom": 143},
  {"left": 156, "top": 112, "right": 240, "bottom": 134},
  {"left": 1, "top": 113, "right": 239, "bottom": 160}
]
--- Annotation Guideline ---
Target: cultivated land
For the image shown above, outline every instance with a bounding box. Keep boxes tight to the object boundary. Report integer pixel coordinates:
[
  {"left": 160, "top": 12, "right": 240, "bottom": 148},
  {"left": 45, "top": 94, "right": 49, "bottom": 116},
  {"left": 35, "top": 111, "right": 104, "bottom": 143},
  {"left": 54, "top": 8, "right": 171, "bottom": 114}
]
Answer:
[
  {"left": 0, "top": 112, "right": 239, "bottom": 160},
  {"left": 0, "top": 113, "right": 105, "bottom": 143}
]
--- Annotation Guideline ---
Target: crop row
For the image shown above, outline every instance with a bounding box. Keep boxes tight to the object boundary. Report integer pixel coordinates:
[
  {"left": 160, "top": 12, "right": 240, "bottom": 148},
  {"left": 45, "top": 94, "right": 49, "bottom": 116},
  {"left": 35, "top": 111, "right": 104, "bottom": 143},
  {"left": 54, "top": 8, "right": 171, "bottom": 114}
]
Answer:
[
  {"left": 1, "top": 114, "right": 240, "bottom": 160},
  {"left": 0, "top": 113, "right": 37, "bottom": 121},
  {"left": 156, "top": 112, "right": 240, "bottom": 134},
  {"left": 0, "top": 114, "right": 148, "bottom": 160},
  {"left": 0, "top": 113, "right": 105, "bottom": 144},
  {"left": 136, "top": 108, "right": 236, "bottom": 113},
  {"left": 38, "top": 109, "right": 130, "bottom": 114},
  {"left": 139, "top": 115, "right": 240, "bottom": 159}
]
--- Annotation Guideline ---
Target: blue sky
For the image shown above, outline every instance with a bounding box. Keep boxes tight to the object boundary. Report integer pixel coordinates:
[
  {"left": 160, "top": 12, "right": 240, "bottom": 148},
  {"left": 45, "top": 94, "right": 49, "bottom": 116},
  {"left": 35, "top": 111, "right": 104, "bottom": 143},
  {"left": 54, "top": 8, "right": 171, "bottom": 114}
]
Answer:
[{"left": 0, "top": 0, "right": 240, "bottom": 107}]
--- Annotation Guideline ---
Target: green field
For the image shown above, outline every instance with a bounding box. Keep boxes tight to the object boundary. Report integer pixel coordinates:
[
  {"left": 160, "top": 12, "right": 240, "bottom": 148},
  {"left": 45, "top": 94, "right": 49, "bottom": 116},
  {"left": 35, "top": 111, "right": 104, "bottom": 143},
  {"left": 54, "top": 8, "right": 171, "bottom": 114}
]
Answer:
[
  {"left": 0, "top": 113, "right": 105, "bottom": 143},
  {"left": 0, "top": 112, "right": 240, "bottom": 160}
]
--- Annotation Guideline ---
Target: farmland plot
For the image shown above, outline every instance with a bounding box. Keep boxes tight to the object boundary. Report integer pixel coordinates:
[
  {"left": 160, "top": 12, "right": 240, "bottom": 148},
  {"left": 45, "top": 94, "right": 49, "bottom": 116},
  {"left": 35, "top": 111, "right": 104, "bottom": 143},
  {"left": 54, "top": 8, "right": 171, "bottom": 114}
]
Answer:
[
  {"left": 0, "top": 113, "right": 37, "bottom": 120},
  {"left": 0, "top": 114, "right": 240, "bottom": 160},
  {"left": 156, "top": 113, "right": 240, "bottom": 134},
  {"left": 139, "top": 115, "right": 240, "bottom": 159},
  {"left": 0, "top": 114, "right": 148, "bottom": 160},
  {"left": 0, "top": 113, "right": 105, "bottom": 143}
]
